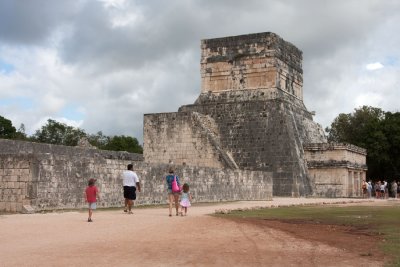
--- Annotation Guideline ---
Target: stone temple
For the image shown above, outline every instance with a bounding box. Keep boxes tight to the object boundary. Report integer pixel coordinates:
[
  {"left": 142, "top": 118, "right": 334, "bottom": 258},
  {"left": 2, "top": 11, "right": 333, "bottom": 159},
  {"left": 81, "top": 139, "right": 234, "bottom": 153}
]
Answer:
[{"left": 144, "top": 32, "right": 367, "bottom": 197}]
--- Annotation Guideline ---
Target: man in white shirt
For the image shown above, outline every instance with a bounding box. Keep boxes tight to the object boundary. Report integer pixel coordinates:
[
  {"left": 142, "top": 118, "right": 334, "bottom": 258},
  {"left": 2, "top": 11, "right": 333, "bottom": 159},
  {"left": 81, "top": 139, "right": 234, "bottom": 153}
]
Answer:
[{"left": 122, "top": 164, "right": 141, "bottom": 214}]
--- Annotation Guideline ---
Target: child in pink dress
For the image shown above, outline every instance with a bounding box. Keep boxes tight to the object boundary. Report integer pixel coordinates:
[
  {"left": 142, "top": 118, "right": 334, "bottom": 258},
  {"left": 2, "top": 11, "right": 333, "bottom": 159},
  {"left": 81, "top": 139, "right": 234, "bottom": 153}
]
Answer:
[{"left": 179, "top": 183, "right": 192, "bottom": 216}]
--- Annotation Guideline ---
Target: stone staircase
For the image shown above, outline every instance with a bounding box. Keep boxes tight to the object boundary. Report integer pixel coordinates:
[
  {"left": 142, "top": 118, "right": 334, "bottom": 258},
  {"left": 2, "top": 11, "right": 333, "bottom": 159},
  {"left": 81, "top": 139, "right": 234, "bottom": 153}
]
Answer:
[{"left": 191, "top": 112, "right": 239, "bottom": 169}]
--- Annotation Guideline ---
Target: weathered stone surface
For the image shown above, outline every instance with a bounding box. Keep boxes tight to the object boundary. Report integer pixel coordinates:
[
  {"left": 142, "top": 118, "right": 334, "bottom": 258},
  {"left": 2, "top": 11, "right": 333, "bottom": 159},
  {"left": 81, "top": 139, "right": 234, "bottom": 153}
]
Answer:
[
  {"left": 200, "top": 32, "right": 303, "bottom": 100},
  {"left": 76, "top": 136, "right": 97, "bottom": 149},
  {"left": 22, "top": 205, "right": 35, "bottom": 214},
  {"left": 0, "top": 139, "right": 272, "bottom": 212},
  {"left": 304, "top": 143, "right": 367, "bottom": 197}
]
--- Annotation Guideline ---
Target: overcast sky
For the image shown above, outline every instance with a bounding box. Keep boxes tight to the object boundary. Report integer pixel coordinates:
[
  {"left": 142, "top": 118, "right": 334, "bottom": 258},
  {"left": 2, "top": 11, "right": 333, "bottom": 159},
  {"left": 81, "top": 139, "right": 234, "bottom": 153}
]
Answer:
[{"left": 0, "top": 0, "right": 399, "bottom": 143}]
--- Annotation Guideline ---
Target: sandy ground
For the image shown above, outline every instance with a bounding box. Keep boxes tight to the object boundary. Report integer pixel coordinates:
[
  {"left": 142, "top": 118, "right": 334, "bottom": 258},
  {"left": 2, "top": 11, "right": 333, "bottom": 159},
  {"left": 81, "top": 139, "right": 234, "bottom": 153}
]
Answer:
[{"left": 0, "top": 198, "right": 388, "bottom": 267}]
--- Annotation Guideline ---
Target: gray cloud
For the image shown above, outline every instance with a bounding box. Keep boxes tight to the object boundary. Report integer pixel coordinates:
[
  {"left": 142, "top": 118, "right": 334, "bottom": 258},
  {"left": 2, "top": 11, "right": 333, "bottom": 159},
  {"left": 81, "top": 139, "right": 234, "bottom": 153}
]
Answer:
[
  {"left": 1, "top": 0, "right": 400, "bottom": 144},
  {"left": 0, "top": 0, "right": 77, "bottom": 45}
]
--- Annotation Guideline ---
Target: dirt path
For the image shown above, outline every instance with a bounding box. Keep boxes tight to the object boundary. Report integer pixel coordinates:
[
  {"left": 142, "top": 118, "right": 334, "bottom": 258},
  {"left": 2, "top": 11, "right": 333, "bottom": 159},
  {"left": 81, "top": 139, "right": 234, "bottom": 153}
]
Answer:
[{"left": 0, "top": 198, "right": 384, "bottom": 267}]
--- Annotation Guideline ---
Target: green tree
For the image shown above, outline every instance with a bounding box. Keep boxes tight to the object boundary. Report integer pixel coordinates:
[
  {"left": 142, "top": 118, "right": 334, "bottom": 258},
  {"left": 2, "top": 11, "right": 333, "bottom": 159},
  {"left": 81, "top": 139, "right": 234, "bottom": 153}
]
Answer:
[
  {"left": 15, "top": 123, "right": 28, "bottom": 140},
  {"left": 7, "top": 117, "right": 143, "bottom": 154},
  {"left": 381, "top": 112, "right": 400, "bottom": 177},
  {"left": 31, "top": 119, "right": 86, "bottom": 146},
  {"left": 0, "top": 115, "right": 17, "bottom": 139},
  {"left": 87, "top": 131, "right": 110, "bottom": 148},
  {"left": 325, "top": 113, "right": 352, "bottom": 143},
  {"left": 103, "top": 135, "right": 143, "bottom": 153},
  {"left": 88, "top": 132, "right": 143, "bottom": 153}
]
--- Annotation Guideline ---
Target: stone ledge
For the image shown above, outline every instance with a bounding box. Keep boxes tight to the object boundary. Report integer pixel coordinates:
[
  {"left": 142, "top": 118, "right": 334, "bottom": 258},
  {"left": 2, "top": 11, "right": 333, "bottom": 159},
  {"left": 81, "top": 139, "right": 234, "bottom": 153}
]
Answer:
[
  {"left": 214, "top": 199, "right": 374, "bottom": 214},
  {"left": 304, "top": 142, "right": 367, "bottom": 155},
  {"left": 307, "top": 160, "right": 367, "bottom": 170}
]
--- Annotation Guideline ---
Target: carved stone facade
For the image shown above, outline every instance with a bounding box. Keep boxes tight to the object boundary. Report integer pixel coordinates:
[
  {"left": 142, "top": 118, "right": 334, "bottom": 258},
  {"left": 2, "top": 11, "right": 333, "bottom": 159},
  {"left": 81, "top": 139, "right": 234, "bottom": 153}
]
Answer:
[
  {"left": 144, "top": 32, "right": 367, "bottom": 197},
  {"left": 200, "top": 32, "right": 303, "bottom": 99},
  {"left": 304, "top": 143, "right": 367, "bottom": 197}
]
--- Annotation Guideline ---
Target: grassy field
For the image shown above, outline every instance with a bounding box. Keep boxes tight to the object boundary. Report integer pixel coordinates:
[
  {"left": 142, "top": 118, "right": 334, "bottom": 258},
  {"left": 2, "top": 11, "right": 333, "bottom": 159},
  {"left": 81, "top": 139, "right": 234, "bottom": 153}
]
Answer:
[{"left": 217, "top": 203, "right": 400, "bottom": 267}]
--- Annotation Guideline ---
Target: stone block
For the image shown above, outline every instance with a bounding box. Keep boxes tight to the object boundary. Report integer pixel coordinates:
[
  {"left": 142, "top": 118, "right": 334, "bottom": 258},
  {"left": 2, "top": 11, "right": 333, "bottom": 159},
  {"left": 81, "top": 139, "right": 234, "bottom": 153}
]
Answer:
[
  {"left": 5, "top": 202, "right": 11, "bottom": 212},
  {"left": 7, "top": 182, "right": 14, "bottom": 188},
  {"left": 9, "top": 175, "right": 18, "bottom": 182},
  {"left": 22, "top": 205, "right": 35, "bottom": 214}
]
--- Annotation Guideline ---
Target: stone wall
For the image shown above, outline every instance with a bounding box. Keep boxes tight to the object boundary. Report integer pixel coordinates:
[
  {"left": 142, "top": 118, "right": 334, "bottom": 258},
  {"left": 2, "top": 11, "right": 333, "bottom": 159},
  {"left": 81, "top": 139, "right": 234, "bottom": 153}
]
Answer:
[
  {"left": 0, "top": 139, "right": 141, "bottom": 212},
  {"left": 136, "top": 163, "right": 272, "bottom": 204},
  {"left": 143, "top": 112, "right": 226, "bottom": 168},
  {"left": 307, "top": 168, "right": 366, "bottom": 198},
  {"left": 307, "top": 168, "right": 347, "bottom": 198},
  {"left": 145, "top": 96, "right": 326, "bottom": 196},
  {"left": 0, "top": 154, "right": 33, "bottom": 212},
  {"left": 0, "top": 139, "right": 272, "bottom": 213}
]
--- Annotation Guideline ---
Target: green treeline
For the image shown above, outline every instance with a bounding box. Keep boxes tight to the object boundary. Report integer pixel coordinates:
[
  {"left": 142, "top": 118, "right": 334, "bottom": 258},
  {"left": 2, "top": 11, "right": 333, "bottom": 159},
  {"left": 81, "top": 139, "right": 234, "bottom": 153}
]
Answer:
[{"left": 0, "top": 116, "right": 142, "bottom": 154}]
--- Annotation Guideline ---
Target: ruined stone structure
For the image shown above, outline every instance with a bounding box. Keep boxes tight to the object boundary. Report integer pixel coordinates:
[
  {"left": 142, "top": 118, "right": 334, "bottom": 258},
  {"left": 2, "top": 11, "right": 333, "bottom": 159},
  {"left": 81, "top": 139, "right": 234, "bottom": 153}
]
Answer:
[
  {"left": 304, "top": 143, "right": 367, "bottom": 197},
  {"left": 0, "top": 139, "right": 271, "bottom": 213},
  {"left": 144, "top": 32, "right": 367, "bottom": 197}
]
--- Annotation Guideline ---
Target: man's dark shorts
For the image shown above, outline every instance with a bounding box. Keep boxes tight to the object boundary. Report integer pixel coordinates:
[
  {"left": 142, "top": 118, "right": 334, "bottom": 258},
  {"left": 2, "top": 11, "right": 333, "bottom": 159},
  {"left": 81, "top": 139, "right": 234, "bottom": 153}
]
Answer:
[{"left": 123, "top": 186, "right": 136, "bottom": 200}]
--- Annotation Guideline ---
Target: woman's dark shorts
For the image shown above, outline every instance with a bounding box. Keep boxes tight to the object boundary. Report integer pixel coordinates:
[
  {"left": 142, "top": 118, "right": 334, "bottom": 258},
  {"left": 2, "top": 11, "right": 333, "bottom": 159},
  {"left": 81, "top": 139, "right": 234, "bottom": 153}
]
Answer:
[{"left": 124, "top": 186, "right": 136, "bottom": 200}]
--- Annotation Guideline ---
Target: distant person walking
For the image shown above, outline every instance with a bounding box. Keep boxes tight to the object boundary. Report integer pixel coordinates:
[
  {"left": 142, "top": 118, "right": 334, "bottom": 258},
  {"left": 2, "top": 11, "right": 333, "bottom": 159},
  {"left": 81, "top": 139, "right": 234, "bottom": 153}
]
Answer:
[
  {"left": 367, "top": 180, "right": 372, "bottom": 199},
  {"left": 383, "top": 180, "right": 388, "bottom": 199},
  {"left": 122, "top": 164, "right": 141, "bottom": 214},
  {"left": 391, "top": 181, "right": 398, "bottom": 199},
  {"left": 179, "top": 183, "right": 192, "bottom": 216},
  {"left": 380, "top": 181, "right": 385, "bottom": 199},
  {"left": 362, "top": 180, "right": 367, "bottom": 198},
  {"left": 165, "top": 167, "right": 181, "bottom": 217},
  {"left": 85, "top": 178, "right": 100, "bottom": 222},
  {"left": 374, "top": 181, "right": 380, "bottom": 198}
]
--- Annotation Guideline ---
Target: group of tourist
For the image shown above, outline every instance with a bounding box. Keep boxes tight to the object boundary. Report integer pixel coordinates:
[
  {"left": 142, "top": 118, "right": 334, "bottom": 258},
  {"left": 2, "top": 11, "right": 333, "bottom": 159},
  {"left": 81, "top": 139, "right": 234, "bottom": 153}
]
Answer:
[
  {"left": 84, "top": 164, "right": 192, "bottom": 222},
  {"left": 362, "top": 179, "right": 400, "bottom": 199}
]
